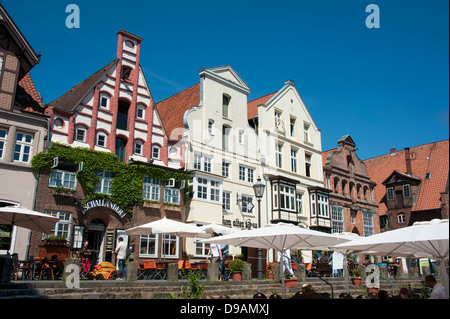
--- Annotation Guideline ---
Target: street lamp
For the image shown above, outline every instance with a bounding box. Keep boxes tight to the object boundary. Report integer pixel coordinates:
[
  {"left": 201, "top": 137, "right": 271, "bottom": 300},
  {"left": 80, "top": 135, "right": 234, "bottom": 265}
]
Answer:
[{"left": 253, "top": 177, "right": 265, "bottom": 280}]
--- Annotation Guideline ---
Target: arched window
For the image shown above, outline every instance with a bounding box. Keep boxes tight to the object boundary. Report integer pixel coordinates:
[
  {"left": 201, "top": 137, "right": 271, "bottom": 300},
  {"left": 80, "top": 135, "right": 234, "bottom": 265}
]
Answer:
[
  {"left": 117, "top": 99, "right": 130, "bottom": 130},
  {"left": 134, "top": 140, "right": 144, "bottom": 156},
  {"left": 222, "top": 95, "right": 230, "bottom": 118},
  {"left": 152, "top": 144, "right": 160, "bottom": 160},
  {"left": 96, "top": 132, "right": 107, "bottom": 148},
  {"left": 136, "top": 104, "right": 146, "bottom": 120}
]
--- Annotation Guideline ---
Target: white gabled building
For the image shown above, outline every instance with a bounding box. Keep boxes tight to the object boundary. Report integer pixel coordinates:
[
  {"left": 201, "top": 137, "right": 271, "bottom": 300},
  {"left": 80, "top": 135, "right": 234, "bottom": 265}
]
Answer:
[
  {"left": 248, "top": 80, "right": 330, "bottom": 233},
  {"left": 157, "top": 66, "right": 263, "bottom": 260}
]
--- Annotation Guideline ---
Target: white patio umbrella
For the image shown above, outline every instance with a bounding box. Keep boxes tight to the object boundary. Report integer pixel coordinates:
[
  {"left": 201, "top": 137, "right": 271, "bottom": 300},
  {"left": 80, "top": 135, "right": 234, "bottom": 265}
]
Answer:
[
  {"left": 334, "top": 219, "right": 449, "bottom": 298},
  {"left": 332, "top": 232, "right": 361, "bottom": 294},
  {"left": 198, "top": 222, "right": 351, "bottom": 298},
  {"left": 0, "top": 205, "right": 60, "bottom": 234},
  {"left": 125, "top": 217, "right": 206, "bottom": 237},
  {"left": 197, "top": 223, "right": 237, "bottom": 237}
]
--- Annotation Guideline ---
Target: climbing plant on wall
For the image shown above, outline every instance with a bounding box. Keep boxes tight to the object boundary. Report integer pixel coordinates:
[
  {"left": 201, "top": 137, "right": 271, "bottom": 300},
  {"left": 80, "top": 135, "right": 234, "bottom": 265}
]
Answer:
[{"left": 31, "top": 143, "right": 190, "bottom": 216}]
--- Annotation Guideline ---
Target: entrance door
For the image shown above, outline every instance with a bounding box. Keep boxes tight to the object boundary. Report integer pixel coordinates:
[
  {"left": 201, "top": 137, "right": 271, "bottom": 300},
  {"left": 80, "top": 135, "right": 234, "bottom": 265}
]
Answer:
[{"left": 87, "top": 220, "right": 105, "bottom": 265}]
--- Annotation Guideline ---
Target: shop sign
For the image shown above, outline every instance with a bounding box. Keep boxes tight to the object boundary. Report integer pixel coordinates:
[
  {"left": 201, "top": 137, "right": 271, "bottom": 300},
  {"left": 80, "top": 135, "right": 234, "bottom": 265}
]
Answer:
[{"left": 81, "top": 199, "right": 126, "bottom": 219}]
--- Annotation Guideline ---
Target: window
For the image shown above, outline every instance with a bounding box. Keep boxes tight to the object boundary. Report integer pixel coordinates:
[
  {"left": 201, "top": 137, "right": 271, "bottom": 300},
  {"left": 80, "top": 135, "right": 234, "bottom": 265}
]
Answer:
[
  {"left": 0, "top": 57, "right": 3, "bottom": 77},
  {"left": 363, "top": 212, "right": 374, "bottom": 236},
  {"left": 95, "top": 171, "right": 113, "bottom": 194},
  {"left": 100, "top": 94, "right": 110, "bottom": 109},
  {"left": 222, "top": 125, "right": 230, "bottom": 151},
  {"left": 14, "top": 132, "right": 33, "bottom": 163},
  {"left": 117, "top": 100, "right": 130, "bottom": 130},
  {"left": 331, "top": 206, "right": 344, "bottom": 233},
  {"left": 210, "top": 180, "right": 221, "bottom": 202},
  {"left": 425, "top": 172, "right": 432, "bottom": 180},
  {"left": 397, "top": 213, "right": 406, "bottom": 224},
  {"left": 161, "top": 234, "right": 178, "bottom": 258},
  {"left": 222, "top": 191, "right": 231, "bottom": 211},
  {"left": 134, "top": 141, "right": 143, "bottom": 156},
  {"left": 75, "top": 126, "right": 86, "bottom": 142},
  {"left": 208, "top": 120, "right": 214, "bottom": 135},
  {"left": 311, "top": 193, "right": 329, "bottom": 217},
  {"left": 290, "top": 118, "right": 296, "bottom": 137},
  {"left": 143, "top": 177, "right": 160, "bottom": 201},
  {"left": 222, "top": 161, "right": 230, "bottom": 178},
  {"left": 96, "top": 132, "right": 107, "bottom": 148},
  {"left": 241, "top": 195, "right": 254, "bottom": 214},
  {"left": 239, "top": 165, "right": 254, "bottom": 183},
  {"left": 194, "top": 223, "right": 209, "bottom": 257},
  {"left": 305, "top": 154, "right": 312, "bottom": 177},
  {"left": 274, "top": 110, "right": 282, "bottom": 128},
  {"left": 304, "top": 123, "right": 310, "bottom": 143},
  {"left": 0, "top": 128, "right": 7, "bottom": 159},
  {"left": 291, "top": 149, "right": 297, "bottom": 173},
  {"left": 275, "top": 143, "right": 283, "bottom": 168},
  {"left": 45, "top": 210, "right": 72, "bottom": 240},
  {"left": 194, "top": 176, "right": 221, "bottom": 203},
  {"left": 140, "top": 234, "right": 157, "bottom": 257},
  {"left": 296, "top": 193, "right": 303, "bottom": 215},
  {"left": 239, "top": 130, "right": 244, "bottom": 145},
  {"left": 222, "top": 95, "right": 230, "bottom": 118},
  {"left": 380, "top": 216, "right": 389, "bottom": 228},
  {"left": 279, "top": 184, "right": 296, "bottom": 211},
  {"left": 194, "top": 153, "right": 212, "bottom": 173},
  {"left": 272, "top": 184, "right": 278, "bottom": 209},
  {"left": 387, "top": 187, "right": 394, "bottom": 201},
  {"left": 164, "top": 188, "right": 180, "bottom": 204},
  {"left": 136, "top": 105, "right": 145, "bottom": 120},
  {"left": 403, "top": 184, "right": 411, "bottom": 198},
  {"left": 152, "top": 145, "right": 160, "bottom": 160},
  {"left": 72, "top": 225, "right": 85, "bottom": 249},
  {"left": 350, "top": 210, "right": 357, "bottom": 224},
  {"left": 49, "top": 170, "right": 77, "bottom": 190}
]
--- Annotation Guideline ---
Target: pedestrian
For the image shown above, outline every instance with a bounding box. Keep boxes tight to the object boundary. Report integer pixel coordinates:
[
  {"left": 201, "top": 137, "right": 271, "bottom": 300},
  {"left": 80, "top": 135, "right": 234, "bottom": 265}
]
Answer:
[
  {"left": 278, "top": 249, "right": 295, "bottom": 278},
  {"left": 206, "top": 232, "right": 222, "bottom": 264},
  {"left": 218, "top": 233, "right": 229, "bottom": 281},
  {"left": 424, "top": 275, "right": 448, "bottom": 299},
  {"left": 114, "top": 237, "right": 127, "bottom": 280}
]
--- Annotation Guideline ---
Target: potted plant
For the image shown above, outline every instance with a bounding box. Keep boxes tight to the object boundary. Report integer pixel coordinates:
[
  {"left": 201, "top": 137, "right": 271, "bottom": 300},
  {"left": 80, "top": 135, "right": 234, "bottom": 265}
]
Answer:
[
  {"left": 283, "top": 271, "right": 298, "bottom": 288},
  {"left": 351, "top": 267, "right": 363, "bottom": 286},
  {"left": 266, "top": 269, "right": 275, "bottom": 280},
  {"left": 228, "top": 259, "right": 244, "bottom": 281},
  {"left": 43, "top": 234, "right": 67, "bottom": 246}
]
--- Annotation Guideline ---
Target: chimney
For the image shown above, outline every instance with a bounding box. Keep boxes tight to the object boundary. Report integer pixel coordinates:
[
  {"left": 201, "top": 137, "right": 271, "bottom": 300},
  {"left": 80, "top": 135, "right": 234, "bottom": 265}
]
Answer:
[
  {"left": 390, "top": 147, "right": 397, "bottom": 155},
  {"left": 405, "top": 147, "right": 413, "bottom": 175}
]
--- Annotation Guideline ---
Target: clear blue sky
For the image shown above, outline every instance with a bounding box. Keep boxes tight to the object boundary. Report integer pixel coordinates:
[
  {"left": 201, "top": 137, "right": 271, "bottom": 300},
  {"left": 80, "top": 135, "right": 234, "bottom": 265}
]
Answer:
[{"left": 3, "top": 0, "right": 448, "bottom": 160}]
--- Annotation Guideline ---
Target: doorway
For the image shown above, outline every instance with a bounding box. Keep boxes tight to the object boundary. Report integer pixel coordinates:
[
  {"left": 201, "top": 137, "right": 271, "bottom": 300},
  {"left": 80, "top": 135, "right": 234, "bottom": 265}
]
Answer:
[{"left": 87, "top": 219, "right": 105, "bottom": 265}]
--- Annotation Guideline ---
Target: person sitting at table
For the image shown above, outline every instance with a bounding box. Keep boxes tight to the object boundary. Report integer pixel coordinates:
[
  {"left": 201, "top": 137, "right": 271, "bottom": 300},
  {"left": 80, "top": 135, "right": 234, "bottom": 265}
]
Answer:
[{"left": 318, "top": 251, "right": 329, "bottom": 263}]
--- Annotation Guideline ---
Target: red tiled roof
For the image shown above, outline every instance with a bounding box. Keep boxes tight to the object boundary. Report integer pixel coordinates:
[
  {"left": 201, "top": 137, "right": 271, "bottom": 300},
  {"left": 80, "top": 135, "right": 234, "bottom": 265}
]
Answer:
[
  {"left": 364, "top": 140, "right": 449, "bottom": 215},
  {"left": 15, "top": 73, "right": 45, "bottom": 114},
  {"left": 46, "top": 60, "right": 117, "bottom": 112},
  {"left": 156, "top": 83, "right": 200, "bottom": 140},
  {"left": 322, "top": 148, "right": 337, "bottom": 167},
  {"left": 247, "top": 92, "right": 276, "bottom": 119}
]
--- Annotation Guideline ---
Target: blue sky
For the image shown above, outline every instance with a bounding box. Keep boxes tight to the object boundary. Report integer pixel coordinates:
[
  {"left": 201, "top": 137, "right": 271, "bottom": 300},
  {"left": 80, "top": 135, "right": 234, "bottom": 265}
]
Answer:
[{"left": 3, "top": 0, "right": 448, "bottom": 160}]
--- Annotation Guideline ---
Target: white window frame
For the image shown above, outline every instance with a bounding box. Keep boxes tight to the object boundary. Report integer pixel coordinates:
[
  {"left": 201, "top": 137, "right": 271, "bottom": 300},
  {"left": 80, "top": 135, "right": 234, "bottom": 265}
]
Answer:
[
  {"left": 222, "top": 191, "right": 231, "bottom": 211},
  {"left": 134, "top": 140, "right": 143, "bottom": 156},
  {"left": 363, "top": 212, "right": 374, "bottom": 237},
  {"left": 164, "top": 188, "right": 180, "bottom": 204},
  {"left": 143, "top": 177, "right": 160, "bottom": 201},
  {"left": 96, "top": 132, "right": 107, "bottom": 148},
  {"left": 95, "top": 171, "right": 113, "bottom": 194},
  {"left": 275, "top": 142, "right": 283, "bottom": 169},
  {"left": 397, "top": 213, "right": 406, "bottom": 224},
  {"left": 139, "top": 234, "right": 158, "bottom": 258},
  {"left": 161, "top": 234, "right": 179, "bottom": 259},
  {"left": 291, "top": 148, "right": 297, "bottom": 173},
  {"left": 274, "top": 110, "right": 282, "bottom": 128},
  {"left": 75, "top": 126, "right": 86, "bottom": 142},
  {"left": 238, "top": 130, "right": 244, "bottom": 145},
  {"left": 279, "top": 184, "right": 296, "bottom": 212},
  {"left": 304, "top": 123, "right": 310, "bottom": 143},
  {"left": 136, "top": 105, "right": 145, "bottom": 120},
  {"left": 152, "top": 145, "right": 160, "bottom": 160},
  {"left": 239, "top": 165, "right": 254, "bottom": 183},
  {"left": 208, "top": 120, "right": 214, "bottom": 135},
  {"left": 387, "top": 187, "right": 394, "bottom": 201},
  {"left": 305, "top": 153, "right": 312, "bottom": 177},
  {"left": 13, "top": 132, "right": 33, "bottom": 163},
  {"left": 317, "top": 194, "right": 329, "bottom": 218},
  {"left": 403, "top": 184, "right": 411, "bottom": 198},
  {"left": 194, "top": 176, "right": 222, "bottom": 203},
  {"left": 241, "top": 195, "right": 254, "bottom": 214},
  {"left": 331, "top": 206, "right": 344, "bottom": 234},
  {"left": 222, "top": 161, "right": 230, "bottom": 178},
  {"left": 44, "top": 210, "right": 72, "bottom": 241},
  {"left": 296, "top": 193, "right": 303, "bottom": 215},
  {"left": 49, "top": 169, "right": 77, "bottom": 190},
  {"left": 99, "top": 93, "right": 110, "bottom": 109},
  {"left": 0, "top": 128, "right": 7, "bottom": 159},
  {"left": 194, "top": 153, "right": 212, "bottom": 173}
]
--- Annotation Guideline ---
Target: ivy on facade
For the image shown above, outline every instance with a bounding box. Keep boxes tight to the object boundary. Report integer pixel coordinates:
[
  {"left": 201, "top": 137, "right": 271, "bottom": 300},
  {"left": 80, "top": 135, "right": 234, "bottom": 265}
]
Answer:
[{"left": 31, "top": 143, "right": 190, "bottom": 216}]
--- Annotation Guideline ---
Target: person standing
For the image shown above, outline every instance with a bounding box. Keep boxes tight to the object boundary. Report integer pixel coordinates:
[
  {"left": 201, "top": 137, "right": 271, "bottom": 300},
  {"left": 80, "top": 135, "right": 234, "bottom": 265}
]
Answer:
[
  {"left": 278, "top": 249, "right": 295, "bottom": 278},
  {"left": 114, "top": 237, "right": 127, "bottom": 280},
  {"left": 425, "top": 275, "right": 448, "bottom": 299},
  {"left": 218, "top": 234, "right": 229, "bottom": 281},
  {"left": 206, "top": 232, "right": 222, "bottom": 263}
]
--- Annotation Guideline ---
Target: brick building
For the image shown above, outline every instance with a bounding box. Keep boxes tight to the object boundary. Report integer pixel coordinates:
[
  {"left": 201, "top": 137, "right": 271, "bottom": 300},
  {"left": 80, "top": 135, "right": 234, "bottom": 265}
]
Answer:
[
  {"left": 364, "top": 140, "right": 449, "bottom": 231},
  {"left": 322, "top": 135, "right": 380, "bottom": 236}
]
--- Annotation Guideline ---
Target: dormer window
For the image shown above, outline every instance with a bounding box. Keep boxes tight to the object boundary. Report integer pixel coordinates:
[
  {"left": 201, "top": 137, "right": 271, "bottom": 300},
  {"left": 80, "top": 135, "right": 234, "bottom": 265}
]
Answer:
[
  {"left": 136, "top": 104, "right": 146, "bottom": 120},
  {"left": 100, "top": 93, "right": 110, "bottom": 109}
]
